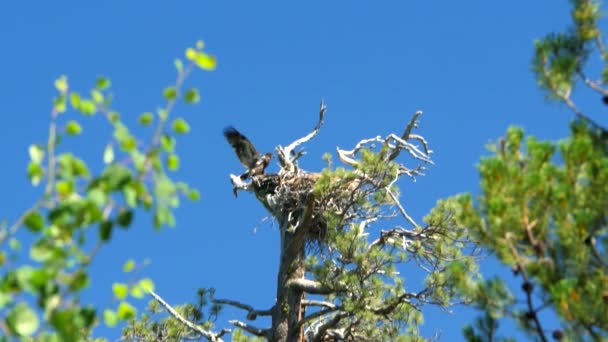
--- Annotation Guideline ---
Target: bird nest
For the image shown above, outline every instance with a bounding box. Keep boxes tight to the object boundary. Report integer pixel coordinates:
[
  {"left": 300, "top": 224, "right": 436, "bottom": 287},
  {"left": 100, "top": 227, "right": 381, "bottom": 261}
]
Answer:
[{"left": 251, "top": 172, "right": 331, "bottom": 246}]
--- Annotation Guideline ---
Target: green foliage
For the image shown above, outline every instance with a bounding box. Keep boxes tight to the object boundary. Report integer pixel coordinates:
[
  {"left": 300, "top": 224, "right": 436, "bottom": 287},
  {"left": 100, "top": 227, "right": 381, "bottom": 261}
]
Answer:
[
  {"left": 306, "top": 144, "right": 477, "bottom": 340},
  {"left": 454, "top": 122, "right": 608, "bottom": 340},
  {"left": 0, "top": 41, "right": 213, "bottom": 339},
  {"left": 455, "top": 1, "right": 608, "bottom": 340}
]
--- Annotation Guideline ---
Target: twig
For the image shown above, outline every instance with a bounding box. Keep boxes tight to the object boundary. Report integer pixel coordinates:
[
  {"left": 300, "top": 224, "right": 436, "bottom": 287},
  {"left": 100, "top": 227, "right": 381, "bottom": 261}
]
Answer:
[
  {"left": 148, "top": 290, "right": 228, "bottom": 342},
  {"left": 505, "top": 241, "right": 548, "bottom": 342}
]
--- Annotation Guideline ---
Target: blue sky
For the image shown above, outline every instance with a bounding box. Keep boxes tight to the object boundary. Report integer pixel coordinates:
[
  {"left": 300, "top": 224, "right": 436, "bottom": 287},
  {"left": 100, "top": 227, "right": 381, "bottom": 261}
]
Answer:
[{"left": 0, "top": 1, "right": 601, "bottom": 340}]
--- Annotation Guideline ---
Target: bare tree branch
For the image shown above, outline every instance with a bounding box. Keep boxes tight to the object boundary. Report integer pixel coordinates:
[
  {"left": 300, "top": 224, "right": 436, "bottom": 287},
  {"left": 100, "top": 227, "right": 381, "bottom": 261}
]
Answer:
[
  {"left": 213, "top": 298, "right": 273, "bottom": 320},
  {"left": 148, "top": 290, "right": 229, "bottom": 342},
  {"left": 302, "top": 299, "right": 337, "bottom": 310},
  {"left": 228, "top": 320, "right": 270, "bottom": 339},
  {"left": 311, "top": 313, "right": 349, "bottom": 342},
  {"left": 277, "top": 100, "right": 327, "bottom": 172},
  {"left": 297, "top": 307, "right": 340, "bottom": 332}
]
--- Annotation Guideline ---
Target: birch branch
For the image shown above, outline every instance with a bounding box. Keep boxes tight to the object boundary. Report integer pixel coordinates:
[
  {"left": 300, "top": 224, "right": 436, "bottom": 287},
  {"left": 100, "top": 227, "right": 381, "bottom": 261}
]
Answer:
[{"left": 148, "top": 290, "right": 229, "bottom": 342}]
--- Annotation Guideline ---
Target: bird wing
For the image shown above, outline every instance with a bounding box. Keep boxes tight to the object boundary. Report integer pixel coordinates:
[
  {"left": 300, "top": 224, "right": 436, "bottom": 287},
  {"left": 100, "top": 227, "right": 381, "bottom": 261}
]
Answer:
[{"left": 223, "top": 126, "right": 260, "bottom": 168}]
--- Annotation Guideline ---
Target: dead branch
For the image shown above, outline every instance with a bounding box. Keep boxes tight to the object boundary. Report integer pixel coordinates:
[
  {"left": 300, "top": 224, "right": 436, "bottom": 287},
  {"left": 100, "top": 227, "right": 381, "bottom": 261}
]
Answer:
[
  {"left": 302, "top": 299, "right": 337, "bottom": 310},
  {"left": 286, "top": 278, "right": 333, "bottom": 295},
  {"left": 213, "top": 298, "right": 273, "bottom": 321},
  {"left": 277, "top": 100, "right": 327, "bottom": 172},
  {"left": 148, "top": 290, "right": 229, "bottom": 342},
  {"left": 229, "top": 320, "right": 270, "bottom": 339},
  {"left": 311, "top": 312, "right": 349, "bottom": 342},
  {"left": 297, "top": 307, "right": 340, "bottom": 332}
]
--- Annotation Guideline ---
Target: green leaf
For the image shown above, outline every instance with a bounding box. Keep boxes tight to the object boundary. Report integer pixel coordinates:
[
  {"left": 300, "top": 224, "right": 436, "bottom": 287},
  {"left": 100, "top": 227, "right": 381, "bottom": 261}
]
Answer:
[
  {"left": 53, "top": 96, "right": 67, "bottom": 113},
  {"left": 107, "top": 111, "right": 120, "bottom": 123},
  {"left": 79, "top": 100, "right": 96, "bottom": 115},
  {"left": 130, "top": 286, "right": 144, "bottom": 299},
  {"left": 172, "top": 118, "right": 190, "bottom": 134},
  {"left": 87, "top": 188, "right": 107, "bottom": 207},
  {"left": 7, "top": 302, "right": 39, "bottom": 336},
  {"left": 161, "top": 134, "right": 175, "bottom": 152},
  {"left": 68, "top": 270, "right": 89, "bottom": 292},
  {"left": 30, "top": 240, "right": 54, "bottom": 262},
  {"left": 138, "top": 112, "right": 154, "bottom": 126},
  {"left": 29, "top": 144, "right": 44, "bottom": 164},
  {"left": 96, "top": 76, "right": 111, "bottom": 90},
  {"left": 65, "top": 121, "right": 82, "bottom": 135},
  {"left": 0, "top": 291, "right": 11, "bottom": 309},
  {"left": 103, "top": 144, "right": 114, "bottom": 164},
  {"left": 123, "top": 186, "right": 137, "bottom": 208},
  {"left": 117, "top": 302, "right": 136, "bottom": 320},
  {"left": 167, "top": 154, "right": 180, "bottom": 171},
  {"left": 154, "top": 206, "right": 175, "bottom": 228},
  {"left": 9, "top": 238, "right": 20, "bottom": 251},
  {"left": 138, "top": 278, "right": 155, "bottom": 292},
  {"left": 123, "top": 259, "right": 135, "bottom": 273},
  {"left": 185, "top": 48, "right": 216, "bottom": 70},
  {"left": 188, "top": 189, "right": 201, "bottom": 201},
  {"left": 163, "top": 87, "right": 178, "bottom": 101},
  {"left": 54, "top": 75, "right": 68, "bottom": 94},
  {"left": 27, "top": 163, "right": 44, "bottom": 186},
  {"left": 24, "top": 212, "right": 44, "bottom": 232},
  {"left": 103, "top": 309, "right": 118, "bottom": 327},
  {"left": 112, "top": 283, "right": 129, "bottom": 300},
  {"left": 69, "top": 92, "right": 81, "bottom": 109},
  {"left": 183, "top": 88, "right": 200, "bottom": 104},
  {"left": 102, "top": 164, "right": 132, "bottom": 191},
  {"left": 99, "top": 220, "right": 113, "bottom": 242},
  {"left": 55, "top": 181, "right": 73, "bottom": 195},
  {"left": 116, "top": 209, "right": 133, "bottom": 228},
  {"left": 91, "top": 89, "right": 104, "bottom": 104}
]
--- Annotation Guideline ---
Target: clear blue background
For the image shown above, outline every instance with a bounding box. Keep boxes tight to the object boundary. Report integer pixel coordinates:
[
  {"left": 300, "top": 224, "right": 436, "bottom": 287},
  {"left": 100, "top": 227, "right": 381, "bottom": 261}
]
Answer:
[{"left": 1, "top": 1, "right": 604, "bottom": 340}]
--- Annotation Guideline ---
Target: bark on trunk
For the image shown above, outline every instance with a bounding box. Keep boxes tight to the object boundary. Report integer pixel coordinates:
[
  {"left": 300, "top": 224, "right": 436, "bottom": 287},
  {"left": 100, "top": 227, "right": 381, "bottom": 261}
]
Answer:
[{"left": 271, "top": 217, "right": 307, "bottom": 342}]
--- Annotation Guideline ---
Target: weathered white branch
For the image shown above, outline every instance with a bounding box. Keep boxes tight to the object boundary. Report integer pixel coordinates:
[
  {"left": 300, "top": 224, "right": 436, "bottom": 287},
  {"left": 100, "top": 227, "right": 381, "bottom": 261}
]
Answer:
[
  {"left": 148, "top": 290, "right": 228, "bottom": 342},
  {"left": 297, "top": 307, "right": 340, "bottom": 332},
  {"left": 213, "top": 298, "right": 273, "bottom": 320},
  {"left": 229, "top": 320, "right": 269, "bottom": 338},
  {"left": 302, "top": 299, "right": 337, "bottom": 309},
  {"left": 286, "top": 278, "right": 332, "bottom": 295},
  {"left": 386, "top": 188, "right": 418, "bottom": 227},
  {"left": 277, "top": 100, "right": 327, "bottom": 171},
  {"left": 311, "top": 312, "right": 349, "bottom": 342}
]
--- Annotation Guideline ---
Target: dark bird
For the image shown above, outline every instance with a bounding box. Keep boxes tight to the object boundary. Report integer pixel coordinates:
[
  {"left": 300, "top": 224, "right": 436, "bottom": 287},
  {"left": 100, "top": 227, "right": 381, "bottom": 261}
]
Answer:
[{"left": 223, "top": 126, "right": 272, "bottom": 179}]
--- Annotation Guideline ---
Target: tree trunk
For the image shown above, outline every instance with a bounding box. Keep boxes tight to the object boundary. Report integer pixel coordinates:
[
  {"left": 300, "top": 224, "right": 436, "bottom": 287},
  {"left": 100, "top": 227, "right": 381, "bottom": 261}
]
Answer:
[{"left": 271, "top": 217, "right": 307, "bottom": 342}]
